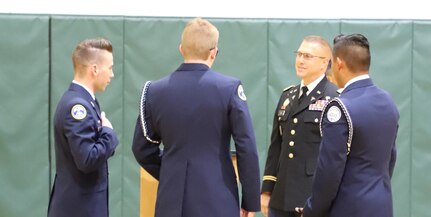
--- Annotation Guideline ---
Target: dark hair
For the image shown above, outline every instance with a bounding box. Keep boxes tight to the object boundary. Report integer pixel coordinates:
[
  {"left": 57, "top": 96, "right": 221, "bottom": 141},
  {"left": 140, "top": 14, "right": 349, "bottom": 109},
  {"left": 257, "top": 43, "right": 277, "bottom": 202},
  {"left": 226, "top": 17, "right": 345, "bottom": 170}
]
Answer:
[
  {"left": 333, "top": 34, "right": 370, "bottom": 73},
  {"left": 325, "top": 59, "right": 332, "bottom": 75}
]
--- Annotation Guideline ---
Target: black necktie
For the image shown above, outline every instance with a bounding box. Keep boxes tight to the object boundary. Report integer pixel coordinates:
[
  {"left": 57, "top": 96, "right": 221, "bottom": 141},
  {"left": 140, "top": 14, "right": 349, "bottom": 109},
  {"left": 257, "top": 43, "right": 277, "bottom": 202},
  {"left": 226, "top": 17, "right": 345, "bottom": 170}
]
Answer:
[{"left": 298, "top": 86, "right": 308, "bottom": 104}]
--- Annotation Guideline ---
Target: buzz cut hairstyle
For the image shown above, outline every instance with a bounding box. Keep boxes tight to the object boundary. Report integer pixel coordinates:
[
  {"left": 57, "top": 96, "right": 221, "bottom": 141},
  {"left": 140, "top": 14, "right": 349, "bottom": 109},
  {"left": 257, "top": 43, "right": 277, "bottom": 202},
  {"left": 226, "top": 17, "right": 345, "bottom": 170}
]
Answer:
[
  {"left": 333, "top": 34, "right": 371, "bottom": 73},
  {"left": 303, "top": 35, "right": 332, "bottom": 54},
  {"left": 72, "top": 38, "right": 113, "bottom": 70}
]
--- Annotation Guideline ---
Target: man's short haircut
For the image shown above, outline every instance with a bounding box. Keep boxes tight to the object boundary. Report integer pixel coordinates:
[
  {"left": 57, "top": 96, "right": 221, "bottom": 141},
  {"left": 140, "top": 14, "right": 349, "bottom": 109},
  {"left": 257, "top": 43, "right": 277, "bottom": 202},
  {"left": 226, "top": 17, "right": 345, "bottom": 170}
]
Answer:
[
  {"left": 181, "top": 18, "right": 219, "bottom": 60},
  {"left": 72, "top": 38, "right": 113, "bottom": 70},
  {"left": 333, "top": 34, "right": 370, "bottom": 73},
  {"left": 303, "top": 35, "right": 332, "bottom": 57}
]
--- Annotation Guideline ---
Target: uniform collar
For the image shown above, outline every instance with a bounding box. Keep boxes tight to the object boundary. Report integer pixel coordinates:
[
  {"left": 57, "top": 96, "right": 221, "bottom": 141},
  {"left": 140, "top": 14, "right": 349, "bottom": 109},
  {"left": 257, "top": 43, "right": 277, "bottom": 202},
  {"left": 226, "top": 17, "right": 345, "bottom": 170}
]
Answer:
[
  {"left": 290, "top": 76, "right": 330, "bottom": 117},
  {"left": 72, "top": 80, "right": 95, "bottom": 100},
  {"left": 177, "top": 63, "right": 210, "bottom": 72},
  {"left": 340, "top": 74, "right": 370, "bottom": 93},
  {"left": 300, "top": 74, "right": 325, "bottom": 96}
]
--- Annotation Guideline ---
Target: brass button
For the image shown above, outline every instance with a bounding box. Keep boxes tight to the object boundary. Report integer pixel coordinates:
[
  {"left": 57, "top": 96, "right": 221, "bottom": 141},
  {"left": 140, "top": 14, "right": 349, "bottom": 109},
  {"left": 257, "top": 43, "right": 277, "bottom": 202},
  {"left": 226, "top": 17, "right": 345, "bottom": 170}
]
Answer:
[
  {"left": 314, "top": 118, "right": 319, "bottom": 123},
  {"left": 293, "top": 118, "right": 298, "bottom": 124},
  {"left": 289, "top": 141, "right": 294, "bottom": 146},
  {"left": 288, "top": 153, "right": 294, "bottom": 158},
  {"left": 291, "top": 130, "right": 295, "bottom": 135}
]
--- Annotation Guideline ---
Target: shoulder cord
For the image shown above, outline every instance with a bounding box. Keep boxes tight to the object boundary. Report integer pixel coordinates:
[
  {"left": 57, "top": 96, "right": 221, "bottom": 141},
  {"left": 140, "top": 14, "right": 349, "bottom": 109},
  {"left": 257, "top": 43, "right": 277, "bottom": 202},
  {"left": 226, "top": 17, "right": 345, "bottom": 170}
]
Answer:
[{"left": 140, "top": 81, "right": 161, "bottom": 144}]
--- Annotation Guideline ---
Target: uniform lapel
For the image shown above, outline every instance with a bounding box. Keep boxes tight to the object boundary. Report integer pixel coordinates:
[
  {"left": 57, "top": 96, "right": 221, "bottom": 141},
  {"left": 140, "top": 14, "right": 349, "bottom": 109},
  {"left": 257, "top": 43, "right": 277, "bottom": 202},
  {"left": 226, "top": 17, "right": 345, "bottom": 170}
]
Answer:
[
  {"left": 282, "top": 86, "right": 300, "bottom": 119},
  {"left": 292, "top": 77, "right": 328, "bottom": 116}
]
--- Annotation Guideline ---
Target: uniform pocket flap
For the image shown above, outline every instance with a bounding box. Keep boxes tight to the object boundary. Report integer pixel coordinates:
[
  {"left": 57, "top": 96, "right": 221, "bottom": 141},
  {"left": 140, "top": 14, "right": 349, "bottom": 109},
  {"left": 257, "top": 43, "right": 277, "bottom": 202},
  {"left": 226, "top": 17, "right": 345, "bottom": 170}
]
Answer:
[{"left": 305, "top": 159, "right": 316, "bottom": 176}]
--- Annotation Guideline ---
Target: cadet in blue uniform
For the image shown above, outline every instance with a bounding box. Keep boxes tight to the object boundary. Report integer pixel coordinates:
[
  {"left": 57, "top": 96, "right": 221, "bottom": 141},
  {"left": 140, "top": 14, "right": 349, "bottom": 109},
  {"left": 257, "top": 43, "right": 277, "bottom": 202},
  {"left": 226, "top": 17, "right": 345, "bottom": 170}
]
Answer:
[
  {"left": 48, "top": 38, "right": 119, "bottom": 217},
  {"left": 298, "top": 34, "right": 399, "bottom": 217},
  {"left": 132, "top": 18, "right": 261, "bottom": 217},
  {"left": 261, "top": 36, "right": 338, "bottom": 217}
]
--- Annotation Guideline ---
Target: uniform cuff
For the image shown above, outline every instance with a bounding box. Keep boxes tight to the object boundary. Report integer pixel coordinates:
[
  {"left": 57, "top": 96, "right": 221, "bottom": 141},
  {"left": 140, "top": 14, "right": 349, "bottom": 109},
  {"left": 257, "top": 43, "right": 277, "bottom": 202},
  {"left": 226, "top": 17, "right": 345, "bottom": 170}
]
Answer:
[{"left": 261, "top": 179, "right": 276, "bottom": 193}]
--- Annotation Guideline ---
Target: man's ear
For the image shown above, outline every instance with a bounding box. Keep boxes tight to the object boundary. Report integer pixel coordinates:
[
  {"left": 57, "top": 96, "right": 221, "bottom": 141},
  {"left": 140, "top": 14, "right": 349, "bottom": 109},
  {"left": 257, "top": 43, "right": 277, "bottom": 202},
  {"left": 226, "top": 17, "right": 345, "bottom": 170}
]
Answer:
[
  {"left": 209, "top": 47, "right": 217, "bottom": 60},
  {"left": 91, "top": 64, "right": 98, "bottom": 76},
  {"left": 335, "top": 57, "right": 343, "bottom": 70},
  {"left": 179, "top": 44, "right": 184, "bottom": 56}
]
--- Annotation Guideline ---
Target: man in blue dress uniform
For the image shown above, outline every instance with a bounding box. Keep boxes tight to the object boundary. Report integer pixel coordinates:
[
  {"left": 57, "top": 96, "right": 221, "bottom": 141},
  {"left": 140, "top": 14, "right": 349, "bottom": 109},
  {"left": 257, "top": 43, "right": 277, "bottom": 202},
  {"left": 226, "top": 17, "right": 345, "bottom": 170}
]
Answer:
[
  {"left": 298, "top": 34, "right": 399, "bottom": 217},
  {"left": 132, "top": 18, "right": 261, "bottom": 217},
  {"left": 48, "top": 38, "right": 119, "bottom": 217}
]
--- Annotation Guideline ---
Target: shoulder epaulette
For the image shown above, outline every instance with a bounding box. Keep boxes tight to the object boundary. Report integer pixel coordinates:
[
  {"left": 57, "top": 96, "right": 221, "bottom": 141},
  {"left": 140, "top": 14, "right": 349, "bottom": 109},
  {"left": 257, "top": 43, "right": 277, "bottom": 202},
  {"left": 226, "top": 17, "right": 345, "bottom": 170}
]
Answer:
[{"left": 283, "top": 85, "right": 295, "bottom": 92}]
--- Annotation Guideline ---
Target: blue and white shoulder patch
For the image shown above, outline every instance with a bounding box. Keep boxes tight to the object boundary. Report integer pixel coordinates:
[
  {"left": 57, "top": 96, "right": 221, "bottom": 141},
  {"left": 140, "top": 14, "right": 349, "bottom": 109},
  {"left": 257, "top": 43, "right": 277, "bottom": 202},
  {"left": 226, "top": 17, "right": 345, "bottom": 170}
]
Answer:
[
  {"left": 320, "top": 98, "right": 353, "bottom": 155},
  {"left": 327, "top": 106, "right": 342, "bottom": 122},
  {"left": 71, "top": 104, "right": 87, "bottom": 120}
]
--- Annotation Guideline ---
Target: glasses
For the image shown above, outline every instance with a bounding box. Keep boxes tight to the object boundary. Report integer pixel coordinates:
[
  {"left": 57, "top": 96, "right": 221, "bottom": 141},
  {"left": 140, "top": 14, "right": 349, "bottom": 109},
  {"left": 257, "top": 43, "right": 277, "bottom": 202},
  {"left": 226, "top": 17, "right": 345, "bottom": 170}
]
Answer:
[
  {"left": 210, "top": 47, "right": 219, "bottom": 56},
  {"left": 294, "top": 51, "right": 325, "bottom": 60}
]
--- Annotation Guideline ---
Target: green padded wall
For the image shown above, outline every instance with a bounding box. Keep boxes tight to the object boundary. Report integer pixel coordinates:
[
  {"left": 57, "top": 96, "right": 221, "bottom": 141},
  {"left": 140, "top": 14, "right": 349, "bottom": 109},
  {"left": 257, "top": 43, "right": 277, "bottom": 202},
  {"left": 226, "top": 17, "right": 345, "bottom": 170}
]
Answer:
[
  {"left": 412, "top": 20, "right": 431, "bottom": 217},
  {"left": 0, "top": 15, "right": 50, "bottom": 217},
  {"left": 0, "top": 15, "right": 430, "bottom": 217}
]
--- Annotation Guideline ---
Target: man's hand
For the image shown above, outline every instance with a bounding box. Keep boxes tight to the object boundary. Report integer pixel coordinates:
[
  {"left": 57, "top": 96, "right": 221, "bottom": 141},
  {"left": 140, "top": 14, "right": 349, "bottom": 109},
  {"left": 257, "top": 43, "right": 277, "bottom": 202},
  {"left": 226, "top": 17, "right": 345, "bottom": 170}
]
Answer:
[
  {"left": 261, "top": 192, "right": 271, "bottom": 217},
  {"left": 240, "top": 208, "right": 255, "bottom": 217},
  {"left": 101, "top": 112, "right": 113, "bottom": 129},
  {"left": 295, "top": 207, "right": 304, "bottom": 217}
]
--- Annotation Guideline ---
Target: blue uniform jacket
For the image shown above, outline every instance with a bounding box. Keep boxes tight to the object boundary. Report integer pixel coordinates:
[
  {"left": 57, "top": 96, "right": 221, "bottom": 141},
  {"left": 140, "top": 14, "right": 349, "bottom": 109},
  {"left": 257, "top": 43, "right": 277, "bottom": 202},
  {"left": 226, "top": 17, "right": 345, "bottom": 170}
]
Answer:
[
  {"left": 132, "top": 63, "right": 261, "bottom": 217},
  {"left": 303, "top": 78, "right": 399, "bottom": 217},
  {"left": 48, "top": 83, "right": 118, "bottom": 217}
]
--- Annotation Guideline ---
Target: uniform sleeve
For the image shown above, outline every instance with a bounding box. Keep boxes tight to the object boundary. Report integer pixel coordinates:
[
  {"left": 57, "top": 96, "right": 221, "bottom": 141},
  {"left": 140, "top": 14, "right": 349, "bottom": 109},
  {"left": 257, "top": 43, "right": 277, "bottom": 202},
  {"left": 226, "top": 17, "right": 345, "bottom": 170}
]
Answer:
[
  {"left": 303, "top": 100, "right": 350, "bottom": 217},
  {"left": 261, "top": 94, "right": 284, "bottom": 193},
  {"left": 229, "top": 82, "right": 261, "bottom": 212},
  {"left": 389, "top": 124, "right": 398, "bottom": 178},
  {"left": 131, "top": 83, "right": 162, "bottom": 180},
  {"left": 64, "top": 102, "right": 118, "bottom": 174},
  {"left": 132, "top": 116, "right": 162, "bottom": 180}
]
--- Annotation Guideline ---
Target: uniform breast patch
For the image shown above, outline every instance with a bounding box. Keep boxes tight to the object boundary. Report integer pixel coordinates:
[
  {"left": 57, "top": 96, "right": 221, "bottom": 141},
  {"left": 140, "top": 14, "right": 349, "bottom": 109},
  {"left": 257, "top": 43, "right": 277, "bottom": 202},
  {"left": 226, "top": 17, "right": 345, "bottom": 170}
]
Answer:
[
  {"left": 327, "top": 105, "right": 341, "bottom": 123},
  {"left": 237, "top": 85, "right": 247, "bottom": 101},
  {"left": 71, "top": 104, "right": 87, "bottom": 120}
]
